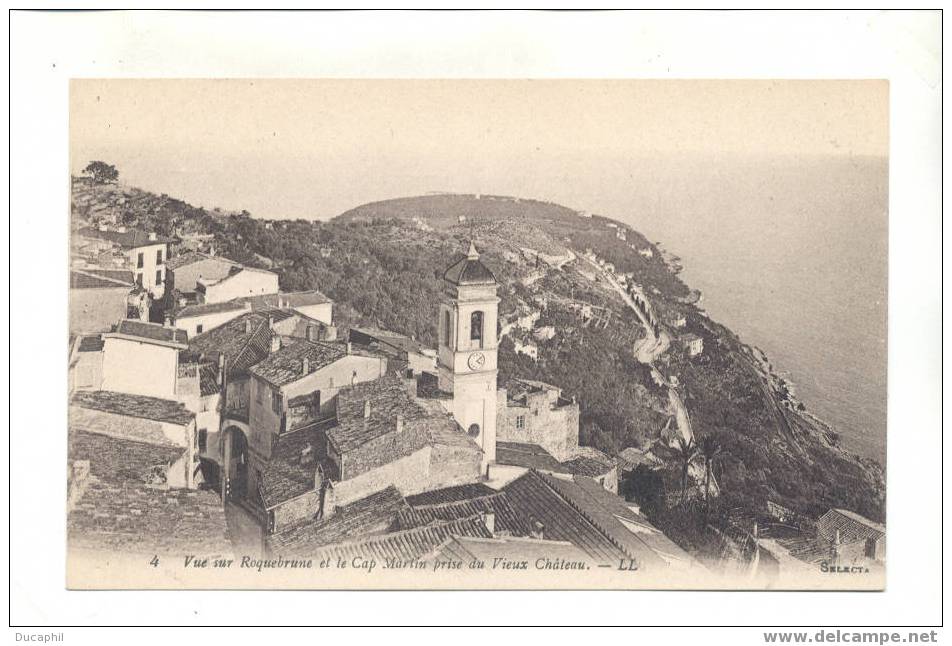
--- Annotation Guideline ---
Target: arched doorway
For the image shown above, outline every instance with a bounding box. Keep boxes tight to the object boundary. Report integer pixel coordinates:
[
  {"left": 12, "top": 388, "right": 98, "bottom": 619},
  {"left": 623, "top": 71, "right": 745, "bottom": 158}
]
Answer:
[{"left": 221, "top": 426, "right": 249, "bottom": 502}]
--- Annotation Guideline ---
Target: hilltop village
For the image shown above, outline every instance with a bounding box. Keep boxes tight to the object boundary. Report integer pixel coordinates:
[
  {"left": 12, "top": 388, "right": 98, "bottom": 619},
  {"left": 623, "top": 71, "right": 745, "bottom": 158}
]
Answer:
[{"left": 68, "top": 174, "right": 885, "bottom": 582}]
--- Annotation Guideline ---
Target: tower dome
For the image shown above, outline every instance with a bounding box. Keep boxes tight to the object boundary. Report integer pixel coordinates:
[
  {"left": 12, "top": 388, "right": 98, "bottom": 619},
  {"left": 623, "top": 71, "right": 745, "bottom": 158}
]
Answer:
[{"left": 442, "top": 241, "right": 497, "bottom": 286}]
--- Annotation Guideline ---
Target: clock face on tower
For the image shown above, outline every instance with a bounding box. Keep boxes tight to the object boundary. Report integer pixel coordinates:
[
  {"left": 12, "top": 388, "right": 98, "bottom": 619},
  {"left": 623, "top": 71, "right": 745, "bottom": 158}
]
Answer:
[{"left": 467, "top": 352, "right": 486, "bottom": 371}]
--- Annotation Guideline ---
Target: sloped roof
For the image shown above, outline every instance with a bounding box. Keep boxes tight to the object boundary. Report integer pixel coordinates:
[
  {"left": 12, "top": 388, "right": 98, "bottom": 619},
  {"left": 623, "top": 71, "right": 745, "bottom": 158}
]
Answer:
[
  {"left": 442, "top": 243, "right": 497, "bottom": 286},
  {"left": 818, "top": 508, "right": 885, "bottom": 543},
  {"left": 249, "top": 340, "right": 347, "bottom": 387},
  {"left": 68, "top": 430, "right": 229, "bottom": 556},
  {"left": 495, "top": 442, "right": 567, "bottom": 473},
  {"left": 175, "top": 300, "right": 249, "bottom": 320},
  {"left": 71, "top": 390, "right": 195, "bottom": 427},
  {"left": 303, "top": 515, "right": 492, "bottom": 563},
  {"left": 109, "top": 319, "right": 188, "bottom": 347},
  {"left": 503, "top": 471, "right": 628, "bottom": 566},
  {"left": 165, "top": 251, "right": 238, "bottom": 271},
  {"left": 327, "top": 376, "right": 430, "bottom": 454},
  {"left": 267, "top": 486, "right": 407, "bottom": 555},
  {"left": 77, "top": 227, "right": 174, "bottom": 249},
  {"left": 399, "top": 491, "right": 531, "bottom": 537},
  {"left": 186, "top": 312, "right": 275, "bottom": 379},
  {"left": 258, "top": 424, "right": 329, "bottom": 509},
  {"left": 405, "top": 482, "right": 496, "bottom": 506},
  {"left": 437, "top": 535, "right": 591, "bottom": 566},
  {"left": 70, "top": 268, "right": 134, "bottom": 289}
]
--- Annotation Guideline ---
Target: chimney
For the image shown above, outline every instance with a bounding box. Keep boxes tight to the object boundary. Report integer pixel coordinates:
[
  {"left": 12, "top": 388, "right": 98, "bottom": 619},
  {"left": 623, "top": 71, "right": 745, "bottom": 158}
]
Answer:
[
  {"left": 245, "top": 319, "right": 253, "bottom": 334},
  {"left": 148, "top": 232, "right": 157, "bottom": 241},
  {"left": 163, "top": 317, "right": 172, "bottom": 328},
  {"left": 363, "top": 400, "right": 371, "bottom": 419},
  {"left": 301, "top": 357, "right": 310, "bottom": 376},
  {"left": 268, "top": 315, "right": 274, "bottom": 329},
  {"left": 217, "top": 353, "right": 225, "bottom": 386},
  {"left": 346, "top": 342, "right": 352, "bottom": 354},
  {"left": 484, "top": 511, "right": 496, "bottom": 536},
  {"left": 270, "top": 336, "right": 281, "bottom": 353},
  {"left": 395, "top": 414, "right": 403, "bottom": 434},
  {"left": 531, "top": 520, "right": 545, "bottom": 540}
]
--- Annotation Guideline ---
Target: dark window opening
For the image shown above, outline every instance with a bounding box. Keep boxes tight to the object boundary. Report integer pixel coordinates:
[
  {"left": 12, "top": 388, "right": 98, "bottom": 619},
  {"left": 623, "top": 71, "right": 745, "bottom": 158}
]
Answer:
[
  {"left": 443, "top": 311, "right": 451, "bottom": 346},
  {"left": 137, "top": 252, "right": 144, "bottom": 269},
  {"left": 155, "top": 270, "right": 163, "bottom": 285},
  {"left": 197, "top": 429, "right": 208, "bottom": 452},
  {"left": 467, "top": 423, "right": 480, "bottom": 438},
  {"left": 156, "top": 249, "right": 163, "bottom": 265},
  {"left": 470, "top": 311, "right": 484, "bottom": 347},
  {"left": 196, "top": 324, "right": 204, "bottom": 334}
]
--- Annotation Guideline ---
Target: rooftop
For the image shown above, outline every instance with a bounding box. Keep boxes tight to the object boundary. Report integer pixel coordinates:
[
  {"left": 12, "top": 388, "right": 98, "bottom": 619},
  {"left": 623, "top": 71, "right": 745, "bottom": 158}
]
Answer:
[
  {"left": 818, "top": 508, "right": 886, "bottom": 543},
  {"left": 302, "top": 515, "right": 492, "bottom": 562},
  {"left": 442, "top": 242, "right": 497, "bottom": 286},
  {"left": 495, "top": 442, "right": 568, "bottom": 473},
  {"left": 327, "top": 376, "right": 431, "bottom": 454},
  {"left": 108, "top": 319, "right": 188, "bottom": 348},
  {"left": 437, "top": 534, "right": 591, "bottom": 566},
  {"left": 70, "top": 268, "right": 134, "bottom": 289},
  {"left": 247, "top": 289, "right": 332, "bottom": 309},
  {"left": 175, "top": 300, "right": 250, "bottom": 320},
  {"left": 71, "top": 390, "right": 195, "bottom": 426},
  {"left": 267, "top": 486, "right": 407, "bottom": 555},
  {"left": 258, "top": 424, "right": 330, "bottom": 509},
  {"left": 165, "top": 251, "right": 238, "bottom": 271},
  {"left": 249, "top": 339, "right": 347, "bottom": 387},
  {"left": 77, "top": 227, "right": 174, "bottom": 249},
  {"left": 405, "top": 482, "right": 497, "bottom": 506},
  {"left": 68, "top": 430, "right": 229, "bottom": 556},
  {"left": 76, "top": 335, "right": 105, "bottom": 353},
  {"left": 186, "top": 312, "right": 276, "bottom": 379},
  {"left": 399, "top": 491, "right": 531, "bottom": 537}
]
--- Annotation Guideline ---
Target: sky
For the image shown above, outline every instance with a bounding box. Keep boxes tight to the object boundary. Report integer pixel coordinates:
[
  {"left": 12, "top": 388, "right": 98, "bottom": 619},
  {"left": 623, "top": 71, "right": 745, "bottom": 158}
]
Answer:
[{"left": 70, "top": 79, "right": 888, "bottom": 220}]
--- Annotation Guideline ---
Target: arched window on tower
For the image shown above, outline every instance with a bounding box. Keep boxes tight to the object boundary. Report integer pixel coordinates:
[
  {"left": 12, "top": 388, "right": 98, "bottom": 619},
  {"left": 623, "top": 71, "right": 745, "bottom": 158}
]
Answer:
[
  {"left": 470, "top": 311, "right": 484, "bottom": 348},
  {"left": 443, "top": 311, "right": 451, "bottom": 346}
]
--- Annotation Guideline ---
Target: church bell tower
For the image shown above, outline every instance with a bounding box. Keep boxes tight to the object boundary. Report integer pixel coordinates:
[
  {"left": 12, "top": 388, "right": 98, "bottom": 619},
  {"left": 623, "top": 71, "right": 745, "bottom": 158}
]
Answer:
[{"left": 438, "top": 241, "right": 498, "bottom": 469}]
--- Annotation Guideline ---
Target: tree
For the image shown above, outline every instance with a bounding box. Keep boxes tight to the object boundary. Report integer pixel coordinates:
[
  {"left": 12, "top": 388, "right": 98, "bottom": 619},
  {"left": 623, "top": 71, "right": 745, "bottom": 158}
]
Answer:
[
  {"left": 83, "top": 161, "right": 119, "bottom": 184},
  {"left": 698, "top": 434, "right": 723, "bottom": 505},
  {"left": 672, "top": 436, "right": 699, "bottom": 504}
]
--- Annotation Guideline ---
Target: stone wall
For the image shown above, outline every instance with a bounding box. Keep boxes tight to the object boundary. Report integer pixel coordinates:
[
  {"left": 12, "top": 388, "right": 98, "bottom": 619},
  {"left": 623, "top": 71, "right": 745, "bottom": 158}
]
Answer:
[
  {"left": 332, "top": 447, "right": 431, "bottom": 508},
  {"left": 428, "top": 441, "right": 482, "bottom": 490},
  {"left": 273, "top": 490, "right": 322, "bottom": 531},
  {"left": 339, "top": 423, "right": 429, "bottom": 481},
  {"left": 496, "top": 388, "right": 580, "bottom": 461}
]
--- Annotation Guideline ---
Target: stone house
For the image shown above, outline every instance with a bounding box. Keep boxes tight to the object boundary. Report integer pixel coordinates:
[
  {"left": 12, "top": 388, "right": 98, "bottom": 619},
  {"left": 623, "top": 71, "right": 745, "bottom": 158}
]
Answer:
[
  {"left": 496, "top": 379, "right": 579, "bottom": 461},
  {"left": 163, "top": 252, "right": 242, "bottom": 302},
  {"left": 817, "top": 508, "right": 886, "bottom": 564}
]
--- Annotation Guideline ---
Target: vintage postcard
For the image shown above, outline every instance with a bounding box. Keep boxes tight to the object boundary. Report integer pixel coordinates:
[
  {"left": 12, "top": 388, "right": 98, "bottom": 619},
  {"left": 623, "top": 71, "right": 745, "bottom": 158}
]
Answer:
[{"left": 66, "top": 78, "right": 887, "bottom": 591}]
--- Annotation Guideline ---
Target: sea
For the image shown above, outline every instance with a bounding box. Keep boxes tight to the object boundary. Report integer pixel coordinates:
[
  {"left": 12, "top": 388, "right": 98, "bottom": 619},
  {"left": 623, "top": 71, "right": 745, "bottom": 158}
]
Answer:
[{"left": 601, "top": 154, "right": 888, "bottom": 464}]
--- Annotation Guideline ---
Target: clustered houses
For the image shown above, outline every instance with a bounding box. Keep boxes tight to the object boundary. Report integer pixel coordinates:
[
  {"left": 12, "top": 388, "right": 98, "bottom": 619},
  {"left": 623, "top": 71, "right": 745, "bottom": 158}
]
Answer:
[{"left": 65, "top": 231, "right": 711, "bottom": 571}]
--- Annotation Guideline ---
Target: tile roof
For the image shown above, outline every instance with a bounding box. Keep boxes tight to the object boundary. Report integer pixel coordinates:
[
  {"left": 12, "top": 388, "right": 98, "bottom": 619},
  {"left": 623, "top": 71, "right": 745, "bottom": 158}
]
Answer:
[
  {"left": 495, "top": 442, "right": 612, "bottom": 478},
  {"left": 536, "top": 473, "right": 680, "bottom": 569},
  {"left": 71, "top": 390, "right": 195, "bottom": 426},
  {"left": 327, "top": 376, "right": 431, "bottom": 454},
  {"left": 817, "top": 509, "right": 885, "bottom": 544},
  {"left": 110, "top": 319, "right": 188, "bottom": 347},
  {"left": 68, "top": 430, "right": 229, "bottom": 556},
  {"left": 495, "top": 442, "right": 568, "bottom": 473},
  {"left": 503, "top": 471, "right": 629, "bottom": 566},
  {"left": 257, "top": 424, "right": 329, "bottom": 509},
  {"left": 165, "top": 251, "right": 239, "bottom": 271},
  {"left": 70, "top": 268, "right": 134, "bottom": 289},
  {"left": 77, "top": 227, "right": 174, "bottom": 249},
  {"left": 350, "top": 327, "right": 428, "bottom": 356},
  {"left": 247, "top": 290, "right": 332, "bottom": 309},
  {"left": 405, "top": 483, "right": 497, "bottom": 506},
  {"left": 266, "top": 486, "right": 408, "bottom": 555},
  {"left": 303, "top": 515, "right": 492, "bottom": 563},
  {"left": 249, "top": 340, "right": 347, "bottom": 387},
  {"left": 560, "top": 455, "right": 614, "bottom": 478},
  {"left": 199, "top": 363, "right": 221, "bottom": 397},
  {"left": 399, "top": 491, "right": 531, "bottom": 537},
  {"left": 186, "top": 312, "right": 276, "bottom": 379},
  {"left": 175, "top": 300, "right": 249, "bottom": 319},
  {"left": 437, "top": 535, "right": 592, "bottom": 566}
]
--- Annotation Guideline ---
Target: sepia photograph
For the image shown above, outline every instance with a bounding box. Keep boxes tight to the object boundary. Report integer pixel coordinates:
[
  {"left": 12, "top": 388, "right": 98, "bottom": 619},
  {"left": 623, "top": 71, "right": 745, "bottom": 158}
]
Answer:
[
  {"left": 66, "top": 78, "right": 887, "bottom": 590},
  {"left": 7, "top": 7, "right": 943, "bottom": 634}
]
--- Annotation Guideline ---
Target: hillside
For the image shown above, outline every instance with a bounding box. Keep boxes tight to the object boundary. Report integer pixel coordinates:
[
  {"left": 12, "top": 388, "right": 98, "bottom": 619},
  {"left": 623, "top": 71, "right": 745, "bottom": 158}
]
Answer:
[{"left": 71, "top": 181, "right": 886, "bottom": 535}]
